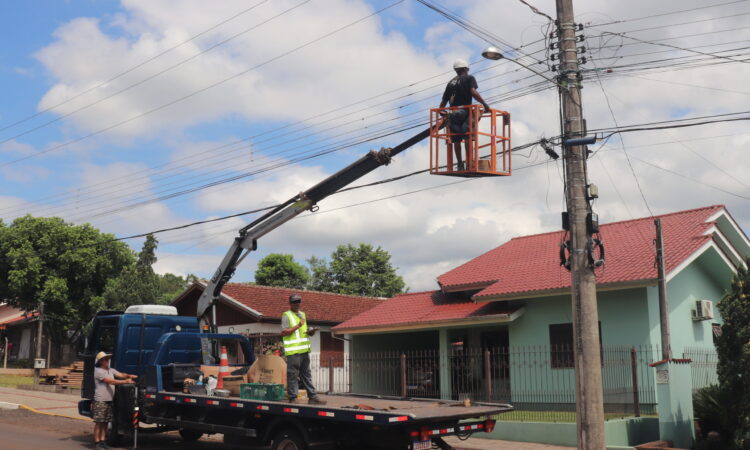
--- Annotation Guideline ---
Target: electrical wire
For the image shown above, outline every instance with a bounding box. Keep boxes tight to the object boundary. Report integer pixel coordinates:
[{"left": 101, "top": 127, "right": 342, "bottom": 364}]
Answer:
[
  {"left": 0, "top": 0, "right": 311, "bottom": 146},
  {"left": 0, "top": 0, "right": 405, "bottom": 168},
  {"left": 589, "top": 0, "right": 749, "bottom": 27},
  {"left": 0, "top": 0, "right": 272, "bottom": 134}
]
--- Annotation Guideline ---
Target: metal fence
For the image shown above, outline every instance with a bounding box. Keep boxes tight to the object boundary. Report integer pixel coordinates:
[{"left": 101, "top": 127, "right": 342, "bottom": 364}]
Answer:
[
  {"left": 683, "top": 346, "right": 719, "bottom": 393},
  {"left": 245, "top": 337, "right": 676, "bottom": 422},
  {"left": 344, "top": 345, "right": 659, "bottom": 422}
]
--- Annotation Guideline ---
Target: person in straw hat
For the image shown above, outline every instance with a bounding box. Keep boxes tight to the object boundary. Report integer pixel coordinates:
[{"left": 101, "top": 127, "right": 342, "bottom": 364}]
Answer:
[{"left": 92, "top": 351, "right": 137, "bottom": 449}]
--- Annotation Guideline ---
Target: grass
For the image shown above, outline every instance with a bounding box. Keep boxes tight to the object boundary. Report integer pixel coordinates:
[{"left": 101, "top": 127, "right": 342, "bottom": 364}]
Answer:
[
  {"left": 0, "top": 375, "right": 34, "bottom": 388},
  {"left": 492, "top": 410, "right": 657, "bottom": 423}
]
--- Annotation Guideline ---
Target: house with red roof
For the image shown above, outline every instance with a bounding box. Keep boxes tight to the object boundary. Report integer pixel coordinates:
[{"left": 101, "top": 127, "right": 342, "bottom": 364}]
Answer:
[
  {"left": 334, "top": 204, "right": 747, "bottom": 444},
  {"left": 0, "top": 303, "right": 43, "bottom": 363},
  {"left": 172, "top": 282, "right": 382, "bottom": 383}
]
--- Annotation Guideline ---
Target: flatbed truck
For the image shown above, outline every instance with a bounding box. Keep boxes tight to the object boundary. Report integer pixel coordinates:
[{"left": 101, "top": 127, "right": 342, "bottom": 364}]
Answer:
[{"left": 78, "top": 122, "right": 514, "bottom": 448}]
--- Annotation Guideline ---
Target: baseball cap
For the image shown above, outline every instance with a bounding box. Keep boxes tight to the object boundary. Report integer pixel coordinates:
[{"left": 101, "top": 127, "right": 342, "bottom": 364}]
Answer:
[{"left": 289, "top": 294, "right": 302, "bottom": 303}]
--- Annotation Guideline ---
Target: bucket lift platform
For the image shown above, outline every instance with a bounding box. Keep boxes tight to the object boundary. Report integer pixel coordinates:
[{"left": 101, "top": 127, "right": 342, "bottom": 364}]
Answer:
[{"left": 429, "top": 105, "right": 511, "bottom": 177}]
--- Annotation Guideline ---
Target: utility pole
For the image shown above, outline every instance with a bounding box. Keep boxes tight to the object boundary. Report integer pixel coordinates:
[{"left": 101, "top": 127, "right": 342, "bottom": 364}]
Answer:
[
  {"left": 655, "top": 218, "right": 671, "bottom": 361},
  {"left": 555, "top": 0, "right": 605, "bottom": 448},
  {"left": 33, "top": 301, "right": 44, "bottom": 385}
]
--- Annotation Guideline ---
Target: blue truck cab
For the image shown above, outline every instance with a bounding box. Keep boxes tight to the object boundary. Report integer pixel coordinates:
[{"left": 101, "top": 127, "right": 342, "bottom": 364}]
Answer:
[{"left": 79, "top": 305, "right": 201, "bottom": 412}]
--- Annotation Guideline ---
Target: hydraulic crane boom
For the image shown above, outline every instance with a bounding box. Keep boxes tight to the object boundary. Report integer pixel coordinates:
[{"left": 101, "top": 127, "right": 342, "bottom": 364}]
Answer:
[{"left": 195, "top": 126, "right": 432, "bottom": 326}]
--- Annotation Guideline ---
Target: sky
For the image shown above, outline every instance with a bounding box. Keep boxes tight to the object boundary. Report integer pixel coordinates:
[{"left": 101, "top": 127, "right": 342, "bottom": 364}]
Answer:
[{"left": 1, "top": 0, "right": 749, "bottom": 293}]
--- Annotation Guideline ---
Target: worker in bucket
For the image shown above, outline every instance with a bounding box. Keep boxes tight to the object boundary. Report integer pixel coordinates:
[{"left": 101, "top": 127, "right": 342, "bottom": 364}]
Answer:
[
  {"left": 280, "top": 294, "right": 326, "bottom": 405},
  {"left": 439, "top": 59, "right": 492, "bottom": 171},
  {"left": 92, "top": 351, "right": 137, "bottom": 449}
]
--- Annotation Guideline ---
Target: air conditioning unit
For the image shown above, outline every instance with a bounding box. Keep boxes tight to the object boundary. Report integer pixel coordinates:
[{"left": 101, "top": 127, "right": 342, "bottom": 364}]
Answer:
[{"left": 692, "top": 300, "right": 714, "bottom": 321}]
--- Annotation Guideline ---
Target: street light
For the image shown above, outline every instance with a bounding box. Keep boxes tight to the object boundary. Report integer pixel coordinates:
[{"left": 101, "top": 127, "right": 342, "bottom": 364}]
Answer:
[{"left": 481, "top": 46, "right": 503, "bottom": 61}]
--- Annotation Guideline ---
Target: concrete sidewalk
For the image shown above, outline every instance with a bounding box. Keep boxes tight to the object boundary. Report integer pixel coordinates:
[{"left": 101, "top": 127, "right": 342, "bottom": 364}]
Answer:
[
  {"left": 0, "top": 386, "right": 87, "bottom": 420},
  {"left": 445, "top": 436, "right": 574, "bottom": 449}
]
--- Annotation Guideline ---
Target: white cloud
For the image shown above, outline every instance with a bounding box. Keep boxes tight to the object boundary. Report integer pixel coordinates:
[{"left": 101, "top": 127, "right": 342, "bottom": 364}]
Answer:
[
  {"left": 10, "top": 0, "right": 750, "bottom": 296},
  {"left": 34, "top": 0, "right": 444, "bottom": 140}
]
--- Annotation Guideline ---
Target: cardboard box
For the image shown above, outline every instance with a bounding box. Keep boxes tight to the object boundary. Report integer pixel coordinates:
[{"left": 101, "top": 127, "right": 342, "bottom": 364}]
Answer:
[
  {"left": 222, "top": 376, "right": 245, "bottom": 396},
  {"left": 247, "top": 355, "right": 287, "bottom": 386}
]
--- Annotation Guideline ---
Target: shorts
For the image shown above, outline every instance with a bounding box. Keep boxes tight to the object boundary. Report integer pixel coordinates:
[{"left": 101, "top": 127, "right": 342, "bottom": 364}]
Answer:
[
  {"left": 92, "top": 401, "right": 112, "bottom": 423},
  {"left": 448, "top": 108, "right": 469, "bottom": 143}
]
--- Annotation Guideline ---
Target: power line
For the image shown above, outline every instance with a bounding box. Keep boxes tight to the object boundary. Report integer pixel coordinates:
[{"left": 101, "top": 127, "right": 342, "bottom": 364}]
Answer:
[
  {"left": 590, "top": 0, "right": 749, "bottom": 27},
  {"left": 0, "top": 0, "right": 405, "bottom": 168},
  {"left": 589, "top": 60, "right": 654, "bottom": 216},
  {"left": 0, "top": 0, "right": 272, "bottom": 134},
  {"left": 0, "top": 0, "right": 311, "bottom": 146},
  {"left": 2, "top": 66, "right": 548, "bottom": 220}
]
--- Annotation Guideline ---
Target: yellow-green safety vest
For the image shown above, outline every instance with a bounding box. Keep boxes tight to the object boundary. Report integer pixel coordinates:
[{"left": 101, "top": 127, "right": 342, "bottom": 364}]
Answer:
[{"left": 282, "top": 310, "right": 311, "bottom": 355}]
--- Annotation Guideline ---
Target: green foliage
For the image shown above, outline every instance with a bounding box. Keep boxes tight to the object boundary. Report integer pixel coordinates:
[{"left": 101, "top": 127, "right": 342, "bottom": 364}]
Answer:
[
  {"left": 307, "top": 243, "right": 406, "bottom": 297},
  {"left": 101, "top": 234, "right": 161, "bottom": 310},
  {"left": 102, "top": 234, "right": 193, "bottom": 308},
  {"left": 715, "top": 259, "right": 750, "bottom": 449},
  {"left": 694, "top": 385, "right": 732, "bottom": 446},
  {"left": 156, "top": 272, "right": 194, "bottom": 304},
  {"left": 0, "top": 216, "right": 133, "bottom": 343},
  {"left": 254, "top": 254, "right": 310, "bottom": 290}
]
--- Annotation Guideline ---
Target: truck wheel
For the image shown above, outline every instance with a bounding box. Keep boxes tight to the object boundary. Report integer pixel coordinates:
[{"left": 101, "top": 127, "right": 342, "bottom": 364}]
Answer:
[
  {"left": 179, "top": 428, "right": 204, "bottom": 442},
  {"left": 271, "top": 428, "right": 307, "bottom": 450}
]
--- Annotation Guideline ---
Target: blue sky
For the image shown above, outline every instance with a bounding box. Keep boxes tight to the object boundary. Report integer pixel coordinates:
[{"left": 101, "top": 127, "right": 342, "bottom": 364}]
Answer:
[{"left": 1, "top": 0, "right": 749, "bottom": 291}]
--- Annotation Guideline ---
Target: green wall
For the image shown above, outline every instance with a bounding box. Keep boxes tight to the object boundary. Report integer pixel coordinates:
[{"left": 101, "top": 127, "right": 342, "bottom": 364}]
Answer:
[
  {"left": 504, "top": 288, "right": 652, "bottom": 405},
  {"left": 657, "top": 248, "right": 728, "bottom": 356}
]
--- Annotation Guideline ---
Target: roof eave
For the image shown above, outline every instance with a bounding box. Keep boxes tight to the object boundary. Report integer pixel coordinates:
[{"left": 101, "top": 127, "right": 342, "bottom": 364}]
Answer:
[
  {"left": 334, "top": 308, "right": 525, "bottom": 335},
  {"left": 472, "top": 279, "right": 658, "bottom": 302}
]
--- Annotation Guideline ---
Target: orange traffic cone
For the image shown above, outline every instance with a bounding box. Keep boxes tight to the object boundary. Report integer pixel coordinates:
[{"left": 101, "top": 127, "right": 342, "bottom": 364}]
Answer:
[{"left": 217, "top": 345, "right": 229, "bottom": 389}]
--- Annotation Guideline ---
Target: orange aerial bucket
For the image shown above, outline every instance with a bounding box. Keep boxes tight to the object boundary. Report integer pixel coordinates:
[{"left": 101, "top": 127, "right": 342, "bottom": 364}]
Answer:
[{"left": 429, "top": 104, "right": 511, "bottom": 177}]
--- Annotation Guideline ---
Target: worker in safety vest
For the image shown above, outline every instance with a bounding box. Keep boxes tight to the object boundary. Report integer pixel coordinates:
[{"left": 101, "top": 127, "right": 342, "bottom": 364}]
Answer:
[{"left": 280, "top": 294, "right": 326, "bottom": 404}]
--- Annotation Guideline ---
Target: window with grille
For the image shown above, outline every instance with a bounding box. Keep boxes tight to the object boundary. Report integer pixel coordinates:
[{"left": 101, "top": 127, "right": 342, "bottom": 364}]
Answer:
[{"left": 549, "top": 322, "right": 602, "bottom": 369}]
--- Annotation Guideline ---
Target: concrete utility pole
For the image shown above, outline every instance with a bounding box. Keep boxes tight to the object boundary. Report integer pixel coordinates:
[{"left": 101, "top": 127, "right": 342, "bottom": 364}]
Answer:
[
  {"left": 33, "top": 301, "right": 44, "bottom": 385},
  {"left": 655, "top": 218, "right": 671, "bottom": 361},
  {"left": 555, "top": 0, "right": 605, "bottom": 448}
]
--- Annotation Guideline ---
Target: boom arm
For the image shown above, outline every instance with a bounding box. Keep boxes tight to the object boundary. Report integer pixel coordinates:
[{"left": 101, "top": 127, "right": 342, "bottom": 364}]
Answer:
[{"left": 196, "top": 126, "right": 432, "bottom": 324}]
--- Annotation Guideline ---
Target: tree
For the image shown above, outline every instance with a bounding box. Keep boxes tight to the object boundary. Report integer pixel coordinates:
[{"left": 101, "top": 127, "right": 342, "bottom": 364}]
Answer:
[
  {"left": 0, "top": 216, "right": 133, "bottom": 344},
  {"left": 156, "top": 272, "right": 194, "bottom": 305},
  {"left": 715, "top": 259, "right": 750, "bottom": 448},
  {"left": 307, "top": 243, "right": 406, "bottom": 297},
  {"left": 101, "top": 234, "right": 161, "bottom": 310},
  {"left": 255, "top": 254, "right": 310, "bottom": 289}
]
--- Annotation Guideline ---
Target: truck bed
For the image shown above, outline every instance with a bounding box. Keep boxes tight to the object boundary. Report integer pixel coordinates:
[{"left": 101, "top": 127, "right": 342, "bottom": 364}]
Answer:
[{"left": 144, "top": 390, "right": 511, "bottom": 425}]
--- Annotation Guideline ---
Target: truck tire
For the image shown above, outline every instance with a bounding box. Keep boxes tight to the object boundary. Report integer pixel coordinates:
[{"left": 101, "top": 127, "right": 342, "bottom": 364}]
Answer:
[
  {"left": 179, "top": 428, "right": 204, "bottom": 442},
  {"left": 271, "top": 428, "right": 307, "bottom": 450}
]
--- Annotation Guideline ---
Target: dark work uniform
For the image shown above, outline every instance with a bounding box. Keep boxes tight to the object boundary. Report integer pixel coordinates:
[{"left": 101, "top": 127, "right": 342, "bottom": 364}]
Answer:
[{"left": 441, "top": 74, "right": 478, "bottom": 142}]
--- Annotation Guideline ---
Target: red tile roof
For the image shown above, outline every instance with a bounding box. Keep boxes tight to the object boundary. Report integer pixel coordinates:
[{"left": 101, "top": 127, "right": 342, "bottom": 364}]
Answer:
[
  {"left": 334, "top": 290, "right": 521, "bottom": 332},
  {"left": 202, "top": 283, "right": 383, "bottom": 323},
  {"left": 0, "top": 304, "right": 38, "bottom": 326},
  {"left": 335, "top": 205, "right": 730, "bottom": 333},
  {"left": 438, "top": 204, "right": 725, "bottom": 299}
]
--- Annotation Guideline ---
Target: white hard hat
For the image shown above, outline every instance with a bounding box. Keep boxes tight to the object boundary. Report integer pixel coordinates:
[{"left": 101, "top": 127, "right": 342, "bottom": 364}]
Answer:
[{"left": 453, "top": 59, "right": 469, "bottom": 70}]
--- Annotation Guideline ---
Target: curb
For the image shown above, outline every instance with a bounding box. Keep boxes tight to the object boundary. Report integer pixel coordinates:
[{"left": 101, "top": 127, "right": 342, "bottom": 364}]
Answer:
[
  {"left": 0, "top": 401, "right": 20, "bottom": 410},
  {"left": 18, "top": 404, "right": 91, "bottom": 421}
]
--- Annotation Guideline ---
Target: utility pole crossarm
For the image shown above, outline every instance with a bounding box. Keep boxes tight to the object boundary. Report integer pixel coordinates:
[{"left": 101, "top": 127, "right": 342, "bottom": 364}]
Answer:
[{"left": 195, "top": 127, "right": 432, "bottom": 323}]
